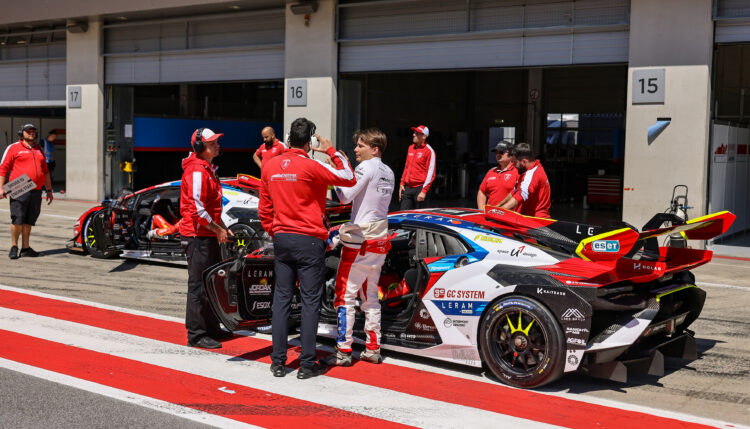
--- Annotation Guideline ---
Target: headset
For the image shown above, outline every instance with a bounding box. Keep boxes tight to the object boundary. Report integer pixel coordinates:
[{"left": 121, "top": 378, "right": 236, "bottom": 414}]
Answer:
[
  {"left": 17, "top": 125, "right": 37, "bottom": 138},
  {"left": 192, "top": 128, "right": 206, "bottom": 153}
]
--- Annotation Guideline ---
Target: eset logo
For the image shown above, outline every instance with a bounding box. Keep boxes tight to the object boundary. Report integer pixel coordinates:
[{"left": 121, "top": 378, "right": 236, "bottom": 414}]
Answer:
[{"left": 433, "top": 288, "right": 445, "bottom": 298}]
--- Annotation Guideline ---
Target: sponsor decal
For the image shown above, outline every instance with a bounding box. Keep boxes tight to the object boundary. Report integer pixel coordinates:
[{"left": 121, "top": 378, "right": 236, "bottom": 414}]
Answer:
[
  {"left": 567, "top": 352, "right": 579, "bottom": 366},
  {"left": 451, "top": 348, "right": 477, "bottom": 364},
  {"left": 248, "top": 282, "right": 272, "bottom": 295},
  {"left": 413, "top": 322, "right": 437, "bottom": 333},
  {"left": 419, "top": 308, "right": 430, "bottom": 319},
  {"left": 445, "top": 290, "right": 485, "bottom": 300},
  {"left": 488, "top": 209, "right": 505, "bottom": 216},
  {"left": 251, "top": 301, "right": 271, "bottom": 311},
  {"left": 591, "top": 240, "right": 620, "bottom": 252},
  {"left": 632, "top": 262, "right": 662, "bottom": 272},
  {"left": 508, "top": 246, "right": 539, "bottom": 258},
  {"left": 437, "top": 300, "right": 487, "bottom": 316},
  {"left": 222, "top": 190, "right": 239, "bottom": 196},
  {"left": 444, "top": 318, "right": 453, "bottom": 328},
  {"left": 564, "top": 280, "right": 599, "bottom": 286},
  {"left": 566, "top": 337, "right": 586, "bottom": 346},
  {"left": 565, "top": 327, "right": 590, "bottom": 335},
  {"left": 561, "top": 308, "right": 585, "bottom": 321},
  {"left": 474, "top": 234, "right": 503, "bottom": 244},
  {"left": 575, "top": 225, "right": 596, "bottom": 236},
  {"left": 510, "top": 245, "right": 525, "bottom": 257},
  {"left": 494, "top": 300, "right": 533, "bottom": 311},
  {"left": 248, "top": 269, "right": 273, "bottom": 278},
  {"left": 536, "top": 288, "right": 565, "bottom": 297},
  {"left": 428, "top": 263, "right": 454, "bottom": 272},
  {"left": 270, "top": 173, "right": 297, "bottom": 182},
  {"left": 433, "top": 288, "right": 446, "bottom": 299}
]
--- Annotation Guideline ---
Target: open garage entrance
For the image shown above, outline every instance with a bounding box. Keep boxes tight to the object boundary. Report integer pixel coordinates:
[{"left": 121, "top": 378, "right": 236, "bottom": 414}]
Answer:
[{"left": 337, "top": 65, "right": 627, "bottom": 220}]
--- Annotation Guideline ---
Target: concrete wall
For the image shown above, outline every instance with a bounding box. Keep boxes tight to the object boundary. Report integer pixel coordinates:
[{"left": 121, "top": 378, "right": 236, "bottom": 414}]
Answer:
[
  {"left": 65, "top": 20, "right": 104, "bottom": 201},
  {"left": 623, "top": 0, "right": 713, "bottom": 230},
  {"left": 283, "top": 0, "right": 338, "bottom": 153}
]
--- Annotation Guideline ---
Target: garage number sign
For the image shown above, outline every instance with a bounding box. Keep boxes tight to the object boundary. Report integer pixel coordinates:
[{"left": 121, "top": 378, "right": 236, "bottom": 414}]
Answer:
[
  {"left": 632, "top": 69, "right": 665, "bottom": 104},
  {"left": 68, "top": 86, "right": 82, "bottom": 108},
  {"left": 287, "top": 79, "right": 307, "bottom": 106}
]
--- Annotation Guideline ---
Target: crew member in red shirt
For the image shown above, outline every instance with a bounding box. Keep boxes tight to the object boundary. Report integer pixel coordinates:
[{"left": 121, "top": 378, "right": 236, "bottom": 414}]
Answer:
[
  {"left": 179, "top": 128, "right": 233, "bottom": 350},
  {"left": 252, "top": 126, "right": 286, "bottom": 169},
  {"left": 399, "top": 124, "right": 436, "bottom": 210},
  {"left": 477, "top": 140, "right": 518, "bottom": 212},
  {"left": 0, "top": 124, "right": 53, "bottom": 259},
  {"left": 259, "top": 117, "right": 356, "bottom": 379},
  {"left": 498, "top": 142, "right": 551, "bottom": 219}
]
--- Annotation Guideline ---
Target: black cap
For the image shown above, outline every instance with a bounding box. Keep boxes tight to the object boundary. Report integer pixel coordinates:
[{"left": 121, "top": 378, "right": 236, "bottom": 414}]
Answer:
[
  {"left": 491, "top": 140, "right": 513, "bottom": 153},
  {"left": 21, "top": 124, "right": 37, "bottom": 132}
]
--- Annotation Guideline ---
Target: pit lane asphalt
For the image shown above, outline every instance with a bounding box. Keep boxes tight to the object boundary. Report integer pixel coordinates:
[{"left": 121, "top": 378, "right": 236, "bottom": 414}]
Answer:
[{"left": 0, "top": 198, "right": 748, "bottom": 426}]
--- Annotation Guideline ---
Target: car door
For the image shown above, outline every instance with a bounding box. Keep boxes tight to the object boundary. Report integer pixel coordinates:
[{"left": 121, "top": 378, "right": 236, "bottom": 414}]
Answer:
[{"left": 204, "top": 256, "right": 278, "bottom": 331}]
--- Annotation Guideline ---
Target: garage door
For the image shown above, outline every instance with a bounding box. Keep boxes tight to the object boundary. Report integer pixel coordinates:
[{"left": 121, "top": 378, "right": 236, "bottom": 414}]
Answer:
[
  {"left": 337, "top": 0, "right": 630, "bottom": 72},
  {"left": 715, "top": 0, "right": 750, "bottom": 43},
  {"left": 104, "top": 8, "right": 285, "bottom": 84},
  {"left": 0, "top": 28, "right": 66, "bottom": 105}
]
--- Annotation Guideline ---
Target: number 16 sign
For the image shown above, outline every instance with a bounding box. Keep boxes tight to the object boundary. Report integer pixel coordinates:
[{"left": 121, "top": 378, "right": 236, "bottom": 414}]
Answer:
[
  {"left": 632, "top": 69, "right": 665, "bottom": 104},
  {"left": 287, "top": 79, "right": 307, "bottom": 107}
]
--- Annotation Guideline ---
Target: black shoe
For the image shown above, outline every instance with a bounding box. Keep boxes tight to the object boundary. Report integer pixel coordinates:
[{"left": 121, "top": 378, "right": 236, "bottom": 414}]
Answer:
[
  {"left": 211, "top": 330, "right": 234, "bottom": 340},
  {"left": 270, "top": 362, "right": 287, "bottom": 377},
  {"left": 187, "top": 336, "right": 222, "bottom": 349},
  {"left": 297, "top": 362, "right": 327, "bottom": 380},
  {"left": 19, "top": 247, "right": 39, "bottom": 257},
  {"left": 9, "top": 246, "right": 18, "bottom": 260}
]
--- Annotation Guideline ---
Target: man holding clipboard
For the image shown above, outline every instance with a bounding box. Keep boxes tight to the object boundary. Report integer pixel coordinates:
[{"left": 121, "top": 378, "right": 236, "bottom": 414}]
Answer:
[{"left": 0, "top": 124, "right": 53, "bottom": 259}]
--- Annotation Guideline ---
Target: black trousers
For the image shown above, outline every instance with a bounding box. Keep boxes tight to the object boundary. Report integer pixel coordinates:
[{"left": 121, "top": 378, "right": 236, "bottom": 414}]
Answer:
[
  {"left": 270, "top": 232, "right": 326, "bottom": 369},
  {"left": 183, "top": 236, "right": 222, "bottom": 343},
  {"left": 400, "top": 185, "right": 430, "bottom": 210}
]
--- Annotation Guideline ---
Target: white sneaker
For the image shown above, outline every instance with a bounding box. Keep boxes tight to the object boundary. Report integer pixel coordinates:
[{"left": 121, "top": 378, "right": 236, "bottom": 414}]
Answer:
[
  {"left": 324, "top": 348, "right": 353, "bottom": 367},
  {"left": 360, "top": 348, "right": 383, "bottom": 364}
]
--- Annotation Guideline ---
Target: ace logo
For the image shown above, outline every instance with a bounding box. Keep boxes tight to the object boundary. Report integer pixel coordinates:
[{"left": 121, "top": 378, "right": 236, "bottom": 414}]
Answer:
[{"left": 433, "top": 288, "right": 445, "bottom": 299}]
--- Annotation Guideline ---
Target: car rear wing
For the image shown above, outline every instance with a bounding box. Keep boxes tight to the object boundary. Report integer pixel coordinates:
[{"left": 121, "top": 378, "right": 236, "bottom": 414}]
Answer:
[{"left": 484, "top": 206, "right": 735, "bottom": 262}]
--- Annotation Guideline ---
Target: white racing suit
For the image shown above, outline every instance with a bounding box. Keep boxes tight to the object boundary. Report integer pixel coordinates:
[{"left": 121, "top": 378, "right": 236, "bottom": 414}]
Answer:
[{"left": 333, "top": 157, "right": 395, "bottom": 352}]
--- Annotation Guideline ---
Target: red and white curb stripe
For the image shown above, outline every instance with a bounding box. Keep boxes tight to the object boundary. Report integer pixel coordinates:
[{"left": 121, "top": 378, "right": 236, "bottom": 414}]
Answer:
[{"left": 0, "top": 284, "right": 743, "bottom": 429}]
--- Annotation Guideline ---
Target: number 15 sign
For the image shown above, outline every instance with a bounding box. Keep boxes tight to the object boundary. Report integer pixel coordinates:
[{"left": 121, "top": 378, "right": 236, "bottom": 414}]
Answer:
[{"left": 632, "top": 69, "right": 665, "bottom": 104}]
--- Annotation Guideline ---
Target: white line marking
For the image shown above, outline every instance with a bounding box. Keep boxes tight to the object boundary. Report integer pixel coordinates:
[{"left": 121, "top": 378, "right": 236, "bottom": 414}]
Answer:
[
  {"left": 2, "top": 284, "right": 745, "bottom": 428},
  {"left": 0, "top": 358, "right": 260, "bottom": 429},
  {"left": 0, "top": 307, "right": 558, "bottom": 429},
  {"left": 0, "top": 208, "right": 77, "bottom": 220},
  {"left": 697, "top": 282, "right": 750, "bottom": 291}
]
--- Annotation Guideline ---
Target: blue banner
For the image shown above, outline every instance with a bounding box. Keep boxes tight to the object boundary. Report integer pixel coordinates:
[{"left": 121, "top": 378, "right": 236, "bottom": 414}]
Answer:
[{"left": 133, "top": 117, "right": 282, "bottom": 150}]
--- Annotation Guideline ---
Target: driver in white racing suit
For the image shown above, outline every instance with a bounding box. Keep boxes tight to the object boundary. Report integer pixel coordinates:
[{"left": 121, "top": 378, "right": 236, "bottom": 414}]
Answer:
[{"left": 322, "top": 128, "right": 395, "bottom": 366}]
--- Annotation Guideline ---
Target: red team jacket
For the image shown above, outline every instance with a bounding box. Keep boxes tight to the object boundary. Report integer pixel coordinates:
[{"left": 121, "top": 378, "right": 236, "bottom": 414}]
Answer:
[
  {"left": 479, "top": 163, "right": 518, "bottom": 207},
  {"left": 257, "top": 139, "right": 285, "bottom": 166},
  {"left": 0, "top": 140, "right": 49, "bottom": 190},
  {"left": 512, "top": 160, "right": 551, "bottom": 219},
  {"left": 259, "top": 147, "right": 356, "bottom": 241},
  {"left": 179, "top": 152, "right": 224, "bottom": 237},
  {"left": 400, "top": 143, "right": 436, "bottom": 193}
]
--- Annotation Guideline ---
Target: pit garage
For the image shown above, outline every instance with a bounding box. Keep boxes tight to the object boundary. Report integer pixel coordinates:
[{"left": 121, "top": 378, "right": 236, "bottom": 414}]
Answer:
[
  {"left": 101, "top": 1, "right": 285, "bottom": 192},
  {"left": 335, "top": 0, "right": 629, "bottom": 219},
  {"left": 708, "top": 1, "right": 750, "bottom": 254}
]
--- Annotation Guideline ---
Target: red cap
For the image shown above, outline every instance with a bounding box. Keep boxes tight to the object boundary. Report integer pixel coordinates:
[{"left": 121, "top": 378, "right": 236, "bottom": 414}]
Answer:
[
  {"left": 191, "top": 128, "right": 224, "bottom": 145},
  {"left": 410, "top": 125, "right": 429, "bottom": 137}
]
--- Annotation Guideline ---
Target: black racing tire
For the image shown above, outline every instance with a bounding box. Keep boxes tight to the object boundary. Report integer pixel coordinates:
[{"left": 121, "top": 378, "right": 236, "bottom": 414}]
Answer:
[
  {"left": 81, "top": 211, "right": 113, "bottom": 259},
  {"left": 220, "top": 221, "right": 265, "bottom": 260},
  {"left": 478, "top": 296, "right": 565, "bottom": 389}
]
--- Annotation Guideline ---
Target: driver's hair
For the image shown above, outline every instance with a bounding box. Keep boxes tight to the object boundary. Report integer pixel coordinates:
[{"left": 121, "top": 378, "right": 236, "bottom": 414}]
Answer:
[{"left": 354, "top": 127, "right": 387, "bottom": 155}]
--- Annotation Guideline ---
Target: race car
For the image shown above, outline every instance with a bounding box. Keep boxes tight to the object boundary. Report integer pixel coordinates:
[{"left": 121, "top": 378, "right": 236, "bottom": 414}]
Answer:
[
  {"left": 67, "top": 174, "right": 351, "bottom": 265},
  {"left": 202, "top": 206, "right": 734, "bottom": 388}
]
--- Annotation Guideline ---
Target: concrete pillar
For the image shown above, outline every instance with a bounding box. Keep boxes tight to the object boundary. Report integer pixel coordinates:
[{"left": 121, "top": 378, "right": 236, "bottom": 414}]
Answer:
[
  {"left": 65, "top": 19, "right": 104, "bottom": 201},
  {"left": 623, "top": 0, "right": 713, "bottom": 230},
  {"left": 283, "top": 0, "right": 337, "bottom": 151}
]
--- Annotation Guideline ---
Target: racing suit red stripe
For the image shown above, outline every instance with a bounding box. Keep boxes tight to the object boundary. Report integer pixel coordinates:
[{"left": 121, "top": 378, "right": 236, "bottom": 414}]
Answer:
[{"left": 0, "top": 141, "right": 49, "bottom": 189}]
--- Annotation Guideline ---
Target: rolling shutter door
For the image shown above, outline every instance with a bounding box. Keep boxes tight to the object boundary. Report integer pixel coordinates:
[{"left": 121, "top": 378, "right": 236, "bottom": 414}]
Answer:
[
  {"left": 104, "top": 9, "right": 285, "bottom": 84},
  {"left": 715, "top": 0, "right": 750, "bottom": 43},
  {"left": 337, "top": 0, "right": 630, "bottom": 72},
  {"left": 0, "top": 31, "right": 66, "bottom": 105}
]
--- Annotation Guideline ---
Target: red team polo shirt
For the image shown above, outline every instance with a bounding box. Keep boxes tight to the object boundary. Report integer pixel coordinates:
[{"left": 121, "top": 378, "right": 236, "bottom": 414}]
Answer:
[
  {"left": 400, "top": 143, "right": 436, "bottom": 193},
  {"left": 512, "top": 160, "right": 551, "bottom": 219},
  {"left": 479, "top": 163, "right": 518, "bottom": 207},
  {"left": 256, "top": 139, "right": 286, "bottom": 166},
  {"left": 0, "top": 140, "right": 49, "bottom": 190}
]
